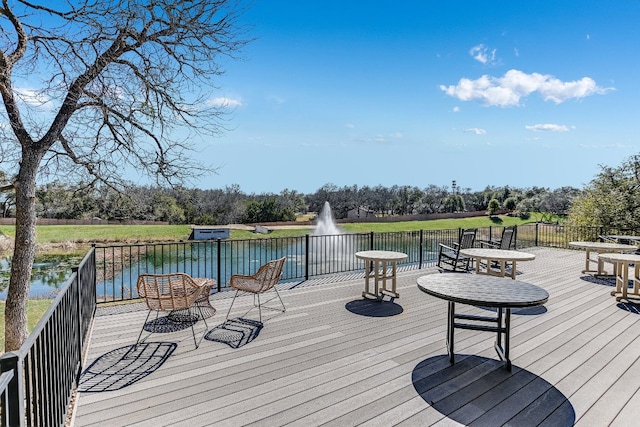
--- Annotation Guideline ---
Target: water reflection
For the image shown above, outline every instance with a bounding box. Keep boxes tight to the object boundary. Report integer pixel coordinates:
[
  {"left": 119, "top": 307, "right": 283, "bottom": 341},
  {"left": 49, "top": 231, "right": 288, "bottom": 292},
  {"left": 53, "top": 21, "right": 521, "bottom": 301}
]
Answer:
[{"left": 0, "top": 254, "right": 83, "bottom": 299}]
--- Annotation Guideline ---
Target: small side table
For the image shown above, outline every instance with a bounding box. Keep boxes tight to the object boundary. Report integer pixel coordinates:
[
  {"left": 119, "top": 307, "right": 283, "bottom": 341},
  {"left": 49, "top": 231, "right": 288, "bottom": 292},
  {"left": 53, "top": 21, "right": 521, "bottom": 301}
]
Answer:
[
  {"left": 598, "top": 253, "right": 640, "bottom": 302},
  {"left": 355, "top": 250, "right": 408, "bottom": 300}
]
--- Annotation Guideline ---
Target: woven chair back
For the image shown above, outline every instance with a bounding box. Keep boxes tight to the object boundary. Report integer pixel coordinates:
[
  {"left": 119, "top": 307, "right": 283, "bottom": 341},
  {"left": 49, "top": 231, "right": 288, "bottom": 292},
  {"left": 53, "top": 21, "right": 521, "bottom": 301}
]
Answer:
[
  {"left": 136, "top": 273, "right": 202, "bottom": 312},
  {"left": 254, "top": 257, "right": 286, "bottom": 293}
]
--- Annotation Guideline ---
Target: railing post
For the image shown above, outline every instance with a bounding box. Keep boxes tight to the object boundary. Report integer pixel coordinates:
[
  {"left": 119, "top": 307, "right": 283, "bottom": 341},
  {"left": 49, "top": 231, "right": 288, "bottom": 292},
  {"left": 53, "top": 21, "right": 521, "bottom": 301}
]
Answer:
[
  {"left": 0, "top": 371, "right": 14, "bottom": 427},
  {"left": 73, "top": 267, "right": 83, "bottom": 384},
  {"left": 419, "top": 229, "right": 424, "bottom": 269},
  {"left": 369, "top": 231, "right": 374, "bottom": 250},
  {"left": 0, "top": 352, "right": 24, "bottom": 427},
  {"left": 535, "top": 223, "right": 539, "bottom": 246},
  {"left": 216, "top": 239, "right": 222, "bottom": 291},
  {"left": 305, "top": 234, "right": 310, "bottom": 281}
]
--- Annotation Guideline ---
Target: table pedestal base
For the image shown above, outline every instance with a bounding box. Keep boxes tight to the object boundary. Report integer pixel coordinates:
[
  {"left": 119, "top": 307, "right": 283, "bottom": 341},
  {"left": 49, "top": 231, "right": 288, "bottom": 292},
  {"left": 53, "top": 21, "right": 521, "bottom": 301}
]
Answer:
[
  {"left": 583, "top": 249, "right": 619, "bottom": 276},
  {"left": 475, "top": 260, "right": 517, "bottom": 279},
  {"left": 362, "top": 260, "right": 399, "bottom": 300},
  {"left": 447, "top": 302, "right": 512, "bottom": 370},
  {"left": 609, "top": 262, "right": 640, "bottom": 302}
]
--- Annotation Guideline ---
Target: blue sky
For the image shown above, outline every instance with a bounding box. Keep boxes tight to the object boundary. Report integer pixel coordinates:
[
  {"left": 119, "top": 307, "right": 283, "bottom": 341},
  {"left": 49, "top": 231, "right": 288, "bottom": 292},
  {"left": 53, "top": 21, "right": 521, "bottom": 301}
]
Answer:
[{"left": 194, "top": 1, "right": 639, "bottom": 194}]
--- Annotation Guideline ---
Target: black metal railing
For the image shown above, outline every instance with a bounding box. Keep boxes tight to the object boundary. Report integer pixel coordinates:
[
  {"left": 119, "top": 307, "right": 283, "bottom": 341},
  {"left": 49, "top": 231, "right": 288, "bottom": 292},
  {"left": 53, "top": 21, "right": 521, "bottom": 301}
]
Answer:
[
  {"left": 92, "top": 223, "right": 640, "bottom": 303},
  {"left": 0, "top": 248, "right": 96, "bottom": 427},
  {"left": 94, "top": 230, "right": 460, "bottom": 303},
  {"left": 2, "top": 222, "right": 639, "bottom": 425},
  {"left": 0, "top": 371, "right": 14, "bottom": 426},
  {"left": 515, "top": 223, "right": 639, "bottom": 249}
]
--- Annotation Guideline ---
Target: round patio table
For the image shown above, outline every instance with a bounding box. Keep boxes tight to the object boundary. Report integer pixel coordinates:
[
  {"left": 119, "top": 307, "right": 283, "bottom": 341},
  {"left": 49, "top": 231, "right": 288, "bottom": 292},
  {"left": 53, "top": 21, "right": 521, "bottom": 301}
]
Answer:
[
  {"left": 417, "top": 273, "right": 548, "bottom": 371},
  {"left": 601, "top": 235, "right": 640, "bottom": 245},
  {"left": 459, "top": 248, "right": 535, "bottom": 279},
  {"left": 598, "top": 253, "right": 640, "bottom": 302},
  {"left": 355, "top": 250, "right": 407, "bottom": 300},
  {"left": 569, "top": 241, "right": 638, "bottom": 275}
]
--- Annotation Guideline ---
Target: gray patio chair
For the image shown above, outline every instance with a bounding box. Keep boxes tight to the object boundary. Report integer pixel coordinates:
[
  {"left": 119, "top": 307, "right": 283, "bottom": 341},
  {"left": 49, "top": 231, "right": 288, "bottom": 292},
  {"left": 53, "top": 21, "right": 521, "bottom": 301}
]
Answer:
[
  {"left": 480, "top": 226, "right": 515, "bottom": 250},
  {"left": 225, "top": 257, "right": 286, "bottom": 322},
  {"left": 136, "top": 273, "right": 212, "bottom": 349},
  {"left": 437, "top": 228, "right": 477, "bottom": 271}
]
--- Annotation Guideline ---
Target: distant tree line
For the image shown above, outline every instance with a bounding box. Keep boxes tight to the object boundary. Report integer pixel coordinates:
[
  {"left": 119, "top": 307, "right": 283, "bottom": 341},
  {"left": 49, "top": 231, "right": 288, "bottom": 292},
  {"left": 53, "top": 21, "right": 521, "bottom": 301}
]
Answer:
[
  {"left": 3, "top": 152, "right": 640, "bottom": 228},
  {"left": 0, "top": 180, "right": 582, "bottom": 225}
]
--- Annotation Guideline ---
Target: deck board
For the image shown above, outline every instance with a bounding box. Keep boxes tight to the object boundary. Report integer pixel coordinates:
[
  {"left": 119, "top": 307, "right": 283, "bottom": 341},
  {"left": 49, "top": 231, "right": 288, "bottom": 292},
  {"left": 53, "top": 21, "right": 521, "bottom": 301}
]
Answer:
[{"left": 71, "top": 247, "right": 640, "bottom": 426}]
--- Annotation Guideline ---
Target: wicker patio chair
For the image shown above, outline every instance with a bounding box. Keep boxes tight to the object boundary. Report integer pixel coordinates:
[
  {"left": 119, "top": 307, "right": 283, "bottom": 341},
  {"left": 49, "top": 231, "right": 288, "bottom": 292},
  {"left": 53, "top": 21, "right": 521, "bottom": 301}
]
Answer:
[
  {"left": 225, "top": 257, "right": 286, "bottom": 322},
  {"left": 437, "top": 228, "right": 477, "bottom": 271},
  {"left": 136, "top": 273, "right": 212, "bottom": 349}
]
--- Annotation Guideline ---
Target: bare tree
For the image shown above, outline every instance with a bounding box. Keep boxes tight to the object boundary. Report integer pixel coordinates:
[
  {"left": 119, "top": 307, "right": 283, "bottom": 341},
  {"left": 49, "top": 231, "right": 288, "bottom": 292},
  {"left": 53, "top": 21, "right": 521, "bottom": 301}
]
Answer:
[{"left": 0, "top": 0, "right": 250, "bottom": 350}]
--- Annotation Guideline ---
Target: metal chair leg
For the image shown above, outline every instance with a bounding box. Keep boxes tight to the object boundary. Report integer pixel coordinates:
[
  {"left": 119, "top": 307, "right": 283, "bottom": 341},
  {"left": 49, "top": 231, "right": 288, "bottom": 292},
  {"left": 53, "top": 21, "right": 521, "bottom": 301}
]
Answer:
[
  {"left": 135, "top": 310, "right": 153, "bottom": 346},
  {"left": 136, "top": 310, "right": 160, "bottom": 347},
  {"left": 225, "top": 289, "right": 240, "bottom": 322},
  {"left": 257, "top": 293, "right": 262, "bottom": 322},
  {"left": 225, "top": 286, "right": 285, "bottom": 324},
  {"left": 192, "top": 305, "right": 209, "bottom": 349},
  {"left": 273, "top": 286, "right": 286, "bottom": 313}
]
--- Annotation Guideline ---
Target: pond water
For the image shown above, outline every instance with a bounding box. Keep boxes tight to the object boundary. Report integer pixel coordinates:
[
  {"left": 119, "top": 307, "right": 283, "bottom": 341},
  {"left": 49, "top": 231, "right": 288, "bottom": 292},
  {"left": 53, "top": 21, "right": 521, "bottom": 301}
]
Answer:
[{"left": 0, "top": 254, "right": 84, "bottom": 300}]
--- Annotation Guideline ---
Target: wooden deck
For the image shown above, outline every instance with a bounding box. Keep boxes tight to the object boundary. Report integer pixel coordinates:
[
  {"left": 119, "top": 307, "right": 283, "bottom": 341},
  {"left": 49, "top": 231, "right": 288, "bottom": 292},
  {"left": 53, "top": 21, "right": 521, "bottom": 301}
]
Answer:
[{"left": 71, "top": 247, "right": 640, "bottom": 426}]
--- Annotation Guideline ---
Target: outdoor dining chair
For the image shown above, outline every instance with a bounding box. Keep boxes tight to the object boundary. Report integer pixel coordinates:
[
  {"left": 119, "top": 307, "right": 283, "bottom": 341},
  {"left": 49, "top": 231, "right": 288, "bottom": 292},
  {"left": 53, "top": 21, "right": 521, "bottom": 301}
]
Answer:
[
  {"left": 136, "top": 273, "right": 212, "bottom": 349},
  {"left": 225, "top": 257, "right": 287, "bottom": 322},
  {"left": 437, "top": 228, "right": 477, "bottom": 271},
  {"left": 480, "top": 226, "right": 515, "bottom": 250}
]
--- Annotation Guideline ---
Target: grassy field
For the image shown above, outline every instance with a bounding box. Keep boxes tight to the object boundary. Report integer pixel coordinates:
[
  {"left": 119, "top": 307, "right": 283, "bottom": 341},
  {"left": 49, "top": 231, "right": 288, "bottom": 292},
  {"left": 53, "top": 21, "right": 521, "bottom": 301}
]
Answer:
[
  {"left": 0, "top": 224, "right": 193, "bottom": 244},
  {"left": 0, "top": 299, "right": 52, "bottom": 353},
  {"left": 0, "top": 211, "right": 560, "bottom": 246},
  {"left": 338, "top": 213, "right": 554, "bottom": 233}
]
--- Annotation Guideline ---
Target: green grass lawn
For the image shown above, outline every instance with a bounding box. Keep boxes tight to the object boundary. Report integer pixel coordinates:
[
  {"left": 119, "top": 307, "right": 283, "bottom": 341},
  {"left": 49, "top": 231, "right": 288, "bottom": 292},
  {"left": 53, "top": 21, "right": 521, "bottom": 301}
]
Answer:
[
  {"left": 339, "top": 213, "right": 555, "bottom": 233},
  {"left": 0, "top": 299, "right": 52, "bottom": 353},
  {"left": 0, "top": 212, "right": 560, "bottom": 243},
  {"left": 0, "top": 224, "right": 193, "bottom": 244}
]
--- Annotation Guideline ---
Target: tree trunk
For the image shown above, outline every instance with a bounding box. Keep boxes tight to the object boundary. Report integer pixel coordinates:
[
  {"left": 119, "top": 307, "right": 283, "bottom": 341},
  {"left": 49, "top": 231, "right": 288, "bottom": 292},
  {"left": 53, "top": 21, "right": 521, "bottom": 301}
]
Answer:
[{"left": 4, "top": 148, "right": 43, "bottom": 351}]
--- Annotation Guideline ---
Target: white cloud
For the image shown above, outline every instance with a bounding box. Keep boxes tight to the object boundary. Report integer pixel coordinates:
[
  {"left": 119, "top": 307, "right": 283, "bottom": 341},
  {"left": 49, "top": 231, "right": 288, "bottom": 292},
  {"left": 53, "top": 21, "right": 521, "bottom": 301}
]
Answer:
[
  {"left": 452, "top": 106, "right": 460, "bottom": 113},
  {"left": 469, "top": 44, "right": 497, "bottom": 64},
  {"left": 525, "top": 123, "right": 571, "bottom": 132},
  {"left": 464, "top": 127, "right": 487, "bottom": 135},
  {"left": 207, "top": 97, "right": 243, "bottom": 107},
  {"left": 440, "top": 69, "right": 613, "bottom": 107},
  {"left": 345, "top": 123, "right": 355, "bottom": 129}
]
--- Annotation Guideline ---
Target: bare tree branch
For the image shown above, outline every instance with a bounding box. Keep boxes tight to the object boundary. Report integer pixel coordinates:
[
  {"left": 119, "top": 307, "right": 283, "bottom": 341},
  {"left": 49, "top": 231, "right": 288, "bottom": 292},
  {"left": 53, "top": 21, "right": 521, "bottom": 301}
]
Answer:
[{"left": 0, "top": 0, "right": 251, "bottom": 349}]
